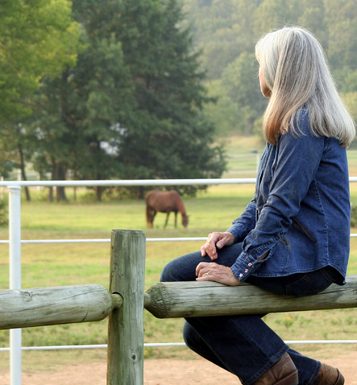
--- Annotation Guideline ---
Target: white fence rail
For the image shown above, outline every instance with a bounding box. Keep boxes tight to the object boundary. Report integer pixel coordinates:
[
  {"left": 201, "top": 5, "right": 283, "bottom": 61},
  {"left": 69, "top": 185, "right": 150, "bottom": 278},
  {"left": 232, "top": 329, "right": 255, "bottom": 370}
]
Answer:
[{"left": 1, "top": 177, "right": 357, "bottom": 385}]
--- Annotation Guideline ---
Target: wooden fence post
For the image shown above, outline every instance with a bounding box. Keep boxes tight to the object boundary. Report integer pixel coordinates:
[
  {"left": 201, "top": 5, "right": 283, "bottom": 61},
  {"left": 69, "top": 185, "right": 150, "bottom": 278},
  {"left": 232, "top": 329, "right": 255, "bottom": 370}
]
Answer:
[{"left": 107, "top": 230, "right": 146, "bottom": 385}]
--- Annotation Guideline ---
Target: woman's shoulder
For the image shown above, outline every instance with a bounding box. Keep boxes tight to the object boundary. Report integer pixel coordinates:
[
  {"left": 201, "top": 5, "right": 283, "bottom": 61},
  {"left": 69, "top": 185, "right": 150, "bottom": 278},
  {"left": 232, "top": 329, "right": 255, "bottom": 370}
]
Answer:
[
  {"left": 280, "top": 107, "right": 317, "bottom": 142},
  {"left": 285, "top": 108, "right": 345, "bottom": 154},
  {"left": 292, "top": 107, "right": 311, "bottom": 135}
]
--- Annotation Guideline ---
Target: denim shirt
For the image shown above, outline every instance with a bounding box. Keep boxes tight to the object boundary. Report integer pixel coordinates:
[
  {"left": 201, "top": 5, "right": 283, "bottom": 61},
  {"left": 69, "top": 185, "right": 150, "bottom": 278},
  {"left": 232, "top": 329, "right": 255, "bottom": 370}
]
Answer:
[{"left": 228, "top": 109, "right": 350, "bottom": 284}]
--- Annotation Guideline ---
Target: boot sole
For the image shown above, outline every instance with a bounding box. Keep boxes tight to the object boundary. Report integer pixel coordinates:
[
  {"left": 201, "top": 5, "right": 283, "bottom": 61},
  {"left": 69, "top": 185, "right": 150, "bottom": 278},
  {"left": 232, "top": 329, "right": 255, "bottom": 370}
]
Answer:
[{"left": 335, "top": 370, "right": 345, "bottom": 385}]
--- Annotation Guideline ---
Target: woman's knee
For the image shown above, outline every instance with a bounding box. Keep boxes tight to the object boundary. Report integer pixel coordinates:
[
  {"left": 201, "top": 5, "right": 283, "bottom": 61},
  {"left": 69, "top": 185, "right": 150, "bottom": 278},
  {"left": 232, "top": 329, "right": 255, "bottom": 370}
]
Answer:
[
  {"left": 160, "top": 243, "right": 242, "bottom": 283},
  {"left": 160, "top": 251, "right": 202, "bottom": 282},
  {"left": 160, "top": 259, "right": 180, "bottom": 282}
]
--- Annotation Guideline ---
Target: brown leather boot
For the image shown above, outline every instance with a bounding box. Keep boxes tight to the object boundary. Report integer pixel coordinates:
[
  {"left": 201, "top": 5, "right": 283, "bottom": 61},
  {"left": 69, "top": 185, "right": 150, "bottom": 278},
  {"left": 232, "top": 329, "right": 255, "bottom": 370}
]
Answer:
[
  {"left": 254, "top": 353, "right": 298, "bottom": 385},
  {"left": 313, "top": 363, "right": 344, "bottom": 385}
]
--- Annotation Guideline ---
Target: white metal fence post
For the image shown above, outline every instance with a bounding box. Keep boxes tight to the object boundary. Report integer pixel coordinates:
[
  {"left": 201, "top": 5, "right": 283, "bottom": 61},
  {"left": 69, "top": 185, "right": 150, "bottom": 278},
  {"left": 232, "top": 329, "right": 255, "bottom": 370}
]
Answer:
[{"left": 9, "top": 186, "right": 22, "bottom": 385}]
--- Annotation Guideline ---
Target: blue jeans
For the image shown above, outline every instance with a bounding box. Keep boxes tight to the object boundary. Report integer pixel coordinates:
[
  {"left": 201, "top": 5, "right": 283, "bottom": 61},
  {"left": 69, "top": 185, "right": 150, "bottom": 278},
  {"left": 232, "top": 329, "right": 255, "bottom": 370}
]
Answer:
[{"left": 160, "top": 242, "right": 336, "bottom": 385}]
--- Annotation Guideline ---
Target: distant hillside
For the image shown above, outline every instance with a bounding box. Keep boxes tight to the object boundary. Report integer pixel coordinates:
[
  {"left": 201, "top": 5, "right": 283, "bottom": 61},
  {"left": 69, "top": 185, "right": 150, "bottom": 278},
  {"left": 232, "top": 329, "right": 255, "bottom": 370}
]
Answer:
[{"left": 181, "top": 0, "right": 357, "bottom": 136}]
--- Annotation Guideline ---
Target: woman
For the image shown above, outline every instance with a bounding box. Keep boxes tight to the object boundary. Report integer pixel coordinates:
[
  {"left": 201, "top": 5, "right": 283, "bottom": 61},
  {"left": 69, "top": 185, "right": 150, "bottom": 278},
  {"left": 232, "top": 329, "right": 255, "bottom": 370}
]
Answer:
[{"left": 161, "top": 27, "right": 355, "bottom": 385}]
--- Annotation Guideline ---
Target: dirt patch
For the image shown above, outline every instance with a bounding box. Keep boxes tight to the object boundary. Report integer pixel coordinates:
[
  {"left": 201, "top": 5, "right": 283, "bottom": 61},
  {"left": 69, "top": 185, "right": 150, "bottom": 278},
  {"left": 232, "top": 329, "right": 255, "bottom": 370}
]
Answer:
[{"left": 1, "top": 352, "right": 356, "bottom": 385}]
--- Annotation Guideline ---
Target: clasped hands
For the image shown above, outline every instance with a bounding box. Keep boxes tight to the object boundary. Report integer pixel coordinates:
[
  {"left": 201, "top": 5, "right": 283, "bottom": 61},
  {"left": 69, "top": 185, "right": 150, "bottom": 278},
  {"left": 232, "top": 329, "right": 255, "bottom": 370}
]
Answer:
[{"left": 196, "top": 231, "right": 240, "bottom": 286}]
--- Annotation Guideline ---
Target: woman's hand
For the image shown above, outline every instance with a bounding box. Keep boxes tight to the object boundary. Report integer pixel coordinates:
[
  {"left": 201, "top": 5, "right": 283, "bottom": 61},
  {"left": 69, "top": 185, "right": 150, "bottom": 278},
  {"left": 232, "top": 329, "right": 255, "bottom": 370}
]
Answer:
[
  {"left": 200, "top": 231, "right": 235, "bottom": 260},
  {"left": 196, "top": 262, "right": 240, "bottom": 286}
]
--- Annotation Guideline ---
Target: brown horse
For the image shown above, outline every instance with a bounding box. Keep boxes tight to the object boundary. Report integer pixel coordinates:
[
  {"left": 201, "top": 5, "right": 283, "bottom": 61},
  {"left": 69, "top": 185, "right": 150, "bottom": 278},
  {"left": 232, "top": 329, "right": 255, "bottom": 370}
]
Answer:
[{"left": 145, "top": 190, "right": 189, "bottom": 229}]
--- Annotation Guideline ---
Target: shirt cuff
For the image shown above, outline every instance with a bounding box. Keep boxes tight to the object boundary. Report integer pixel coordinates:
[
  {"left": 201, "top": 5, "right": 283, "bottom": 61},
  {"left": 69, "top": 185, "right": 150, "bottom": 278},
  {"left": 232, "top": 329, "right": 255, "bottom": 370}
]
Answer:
[
  {"left": 226, "top": 224, "right": 247, "bottom": 242},
  {"left": 231, "top": 249, "right": 271, "bottom": 282}
]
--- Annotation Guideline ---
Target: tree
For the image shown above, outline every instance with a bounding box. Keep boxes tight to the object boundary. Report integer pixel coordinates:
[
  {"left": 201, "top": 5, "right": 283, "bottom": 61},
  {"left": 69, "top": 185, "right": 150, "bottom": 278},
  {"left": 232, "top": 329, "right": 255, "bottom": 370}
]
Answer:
[
  {"left": 253, "top": 0, "right": 301, "bottom": 35},
  {"left": 222, "top": 52, "right": 267, "bottom": 134},
  {"left": 0, "top": 0, "right": 80, "bottom": 198},
  {"left": 183, "top": 0, "right": 259, "bottom": 79},
  {"left": 31, "top": 36, "right": 134, "bottom": 200},
  {"left": 324, "top": 0, "right": 357, "bottom": 92},
  {"left": 115, "top": 0, "right": 226, "bottom": 192},
  {"left": 27, "top": 0, "right": 138, "bottom": 200},
  {"left": 182, "top": 0, "right": 357, "bottom": 137},
  {"left": 0, "top": 0, "right": 79, "bottom": 124},
  {"left": 297, "top": 0, "right": 327, "bottom": 47},
  {"left": 29, "top": 0, "right": 225, "bottom": 200},
  {"left": 203, "top": 80, "right": 241, "bottom": 135}
]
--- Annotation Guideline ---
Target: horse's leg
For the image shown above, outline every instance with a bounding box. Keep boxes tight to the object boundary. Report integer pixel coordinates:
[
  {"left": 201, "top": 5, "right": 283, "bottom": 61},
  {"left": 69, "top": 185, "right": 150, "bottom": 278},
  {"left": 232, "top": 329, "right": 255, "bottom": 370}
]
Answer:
[
  {"left": 164, "top": 212, "right": 170, "bottom": 228},
  {"left": 152, "top": 210, "right": 157, "bottom": 227},
  {"left": 174, "top": 212, "right": 178, "bottom": 228}
]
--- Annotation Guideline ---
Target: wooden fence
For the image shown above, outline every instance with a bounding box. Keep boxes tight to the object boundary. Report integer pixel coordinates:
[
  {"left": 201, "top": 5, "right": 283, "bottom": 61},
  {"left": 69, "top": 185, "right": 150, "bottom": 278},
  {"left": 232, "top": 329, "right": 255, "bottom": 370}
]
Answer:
[{"left": 1, "top": 229, "right": 356, "bottom": 385}]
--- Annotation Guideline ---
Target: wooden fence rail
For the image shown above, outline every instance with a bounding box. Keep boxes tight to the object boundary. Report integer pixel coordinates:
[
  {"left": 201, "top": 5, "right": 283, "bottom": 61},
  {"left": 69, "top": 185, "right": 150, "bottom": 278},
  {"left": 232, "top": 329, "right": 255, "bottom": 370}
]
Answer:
[
  {"left": 0, "top": 284, "right": 119, "bottom": 329},
  {"left": 0, "top": 229, "right": 356, "bottom": 385},
  {"left": 145, "top": 277, "right": 357, "bottom": 318}
]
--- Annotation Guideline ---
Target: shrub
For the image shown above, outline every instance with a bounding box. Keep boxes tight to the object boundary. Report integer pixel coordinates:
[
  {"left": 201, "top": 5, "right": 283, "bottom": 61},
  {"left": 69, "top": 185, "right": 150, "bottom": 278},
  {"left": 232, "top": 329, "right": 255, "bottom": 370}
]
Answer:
[
  {"left": 351, "top": 205, "right": 357, "bottom": 227},
  {"left": 0, "top": 200, "right": 8, "bottom": 226}
]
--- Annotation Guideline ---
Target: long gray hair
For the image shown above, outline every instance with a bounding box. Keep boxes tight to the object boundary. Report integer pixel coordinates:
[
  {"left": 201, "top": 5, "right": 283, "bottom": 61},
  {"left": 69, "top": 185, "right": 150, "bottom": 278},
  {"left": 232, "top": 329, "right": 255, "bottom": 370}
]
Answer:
[{"left": 255, "top": 26, "right": 355, "bottom": 146}]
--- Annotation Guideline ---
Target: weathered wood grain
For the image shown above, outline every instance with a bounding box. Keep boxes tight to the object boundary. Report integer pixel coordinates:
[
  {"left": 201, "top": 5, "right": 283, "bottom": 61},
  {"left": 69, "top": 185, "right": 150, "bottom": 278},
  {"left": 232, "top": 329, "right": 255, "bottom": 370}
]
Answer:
[
  {"left": 145, "top": 276, "right": 357, "bottom": 318},
  {"left": 0, "top": 284, "right": 112, "bottom": 329},
  {"left": 106, "top": 229, "right": 146, "bottom": 385}
]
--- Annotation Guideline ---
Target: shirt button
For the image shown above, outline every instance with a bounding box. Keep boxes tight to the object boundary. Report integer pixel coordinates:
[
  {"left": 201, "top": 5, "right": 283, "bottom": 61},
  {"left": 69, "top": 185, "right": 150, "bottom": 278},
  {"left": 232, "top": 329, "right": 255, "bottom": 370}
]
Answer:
[
  {"left": 239, "top": 273, "right": 243, "bottom": 278},
  {"left": 244, "top": 269, "right": 248, "bottom": 273},
  {"left": 248, "top": 263, "right": 252, "bottom": 267}
]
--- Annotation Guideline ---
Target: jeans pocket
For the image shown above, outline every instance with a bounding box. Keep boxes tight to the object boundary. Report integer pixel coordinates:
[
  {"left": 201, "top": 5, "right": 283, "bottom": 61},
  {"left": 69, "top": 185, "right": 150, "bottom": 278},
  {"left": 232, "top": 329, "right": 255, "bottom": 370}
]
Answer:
[{"left": 284, "top": 269, "right": 333, "bottom": 297}]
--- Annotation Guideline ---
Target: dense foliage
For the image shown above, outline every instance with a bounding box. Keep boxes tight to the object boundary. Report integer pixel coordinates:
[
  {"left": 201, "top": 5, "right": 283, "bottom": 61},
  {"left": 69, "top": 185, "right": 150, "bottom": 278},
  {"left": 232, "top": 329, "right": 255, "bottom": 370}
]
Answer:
[
  {"left": 183, "top": 0, "right": 357, "bottom": 135},
  {"left": 0, "top": 0, "right": 79, "bottom": 124},
  {"left": 0, "top": 0, "right": 80, "bottom": 198},
  {"left": 0, "top": 0, "right": 355, "bottom": 200},
  {"left": 0, "top": 0, "right": 226, "bottom": 200}
]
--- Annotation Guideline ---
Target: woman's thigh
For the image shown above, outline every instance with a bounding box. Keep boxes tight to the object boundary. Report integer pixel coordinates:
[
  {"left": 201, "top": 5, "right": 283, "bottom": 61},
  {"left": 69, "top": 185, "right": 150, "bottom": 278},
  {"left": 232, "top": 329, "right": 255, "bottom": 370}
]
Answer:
[
  {"left": 160, "top": 242, "right": 243, "bottom": 282},
  {"left": 247, "top": 267, "right": 336, "bottom": 296}
]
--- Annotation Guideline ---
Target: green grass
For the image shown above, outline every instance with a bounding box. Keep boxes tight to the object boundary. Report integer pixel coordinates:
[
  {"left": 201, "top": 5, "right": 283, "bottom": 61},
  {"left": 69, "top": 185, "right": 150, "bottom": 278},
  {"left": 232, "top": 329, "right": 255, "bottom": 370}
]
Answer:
[
  {"left": 0, "top": 184, "right": 259, "bottom": 363},
  {"left": 0, "top": 135, "right": 356, "bottom": 369},
  {"left": 0, "top": 185, "right": 356, "bottom": 364}
]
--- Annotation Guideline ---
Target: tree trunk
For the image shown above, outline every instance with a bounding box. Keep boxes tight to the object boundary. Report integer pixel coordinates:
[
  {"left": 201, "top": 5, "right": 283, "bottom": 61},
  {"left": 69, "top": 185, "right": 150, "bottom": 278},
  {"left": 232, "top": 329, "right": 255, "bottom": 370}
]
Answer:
[
  {"left": 96, "top": 186, "right": 103, "bottom": 201},
  {"left": 51, "top": 162, "right": 67, "bottom": 202},
  {"left": 56, "top": 186, "right": 67, "bottom": 202},
  {"left": 48, "top": 187, "right": 54, "bottom": 202},
  {"left": 56, "top": 163, "right": 67, "bottom": 202},
  {"left": 137, "top": 186, "right": 145, "bottom": 199},
  {"left": 17, "top": 144, "right": 31, "bottom": 202}
]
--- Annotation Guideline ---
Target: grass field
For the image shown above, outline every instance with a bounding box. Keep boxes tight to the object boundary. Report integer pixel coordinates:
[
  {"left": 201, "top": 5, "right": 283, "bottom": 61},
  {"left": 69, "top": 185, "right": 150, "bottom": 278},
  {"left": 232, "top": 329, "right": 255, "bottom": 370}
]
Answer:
[{"left": 0, "top": 136, "right": 356, "bottom": 371}]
